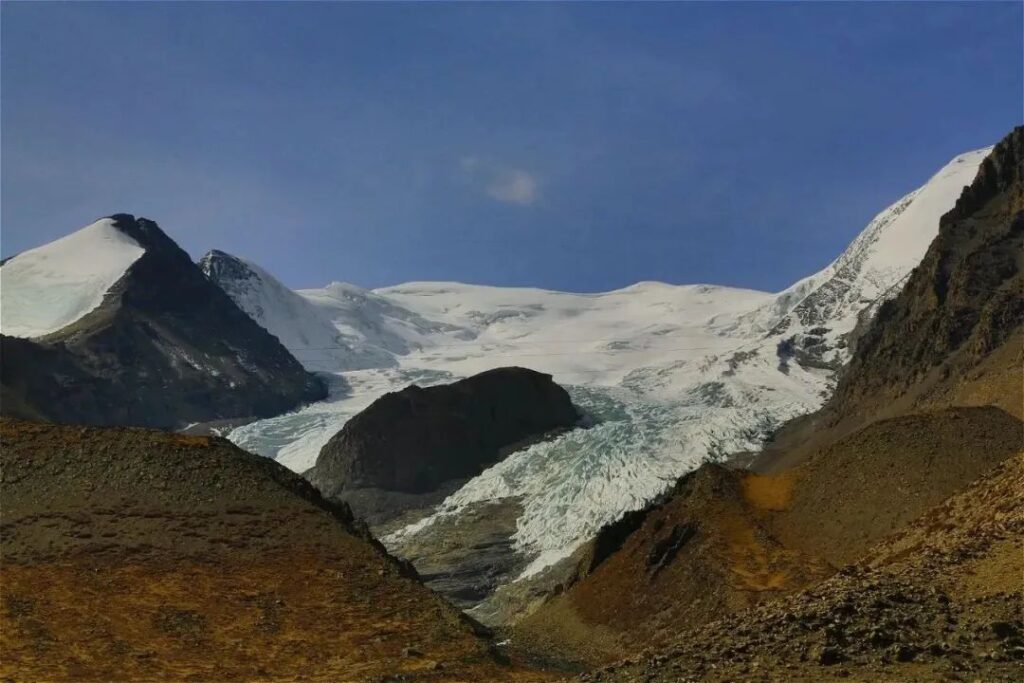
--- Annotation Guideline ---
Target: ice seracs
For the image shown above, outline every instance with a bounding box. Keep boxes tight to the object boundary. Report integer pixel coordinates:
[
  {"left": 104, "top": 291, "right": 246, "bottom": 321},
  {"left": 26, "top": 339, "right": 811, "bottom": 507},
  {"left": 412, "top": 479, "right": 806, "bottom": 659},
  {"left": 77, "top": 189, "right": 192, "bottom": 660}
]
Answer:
[{"left": 0, "top": 218, "right": 145, "bottom": 338}]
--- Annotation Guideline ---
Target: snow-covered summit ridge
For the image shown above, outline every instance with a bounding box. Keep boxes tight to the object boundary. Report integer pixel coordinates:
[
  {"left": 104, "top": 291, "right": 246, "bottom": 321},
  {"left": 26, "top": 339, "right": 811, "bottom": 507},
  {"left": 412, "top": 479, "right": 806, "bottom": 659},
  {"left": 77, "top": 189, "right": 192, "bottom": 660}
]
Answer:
[
  {"left": 377, "top": 146, "right": 991, "bottom": 578},
  {"left": 732, "top": 147, "right": 993, "bottom": 368},
  {"left": 0, "top": 218, "right": 145, "bottom": 338},
  {"left": 199, "top": 249, "right": 383, "bottom": 372}
]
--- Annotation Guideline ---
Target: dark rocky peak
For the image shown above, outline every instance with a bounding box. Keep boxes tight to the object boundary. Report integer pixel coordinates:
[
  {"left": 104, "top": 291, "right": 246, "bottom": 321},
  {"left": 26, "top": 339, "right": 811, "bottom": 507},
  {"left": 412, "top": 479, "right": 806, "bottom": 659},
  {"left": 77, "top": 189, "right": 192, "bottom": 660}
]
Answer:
[
  {"left": 97, "top": 214, "right": 220, "bottom": 314},
  {"left": 198, "top": 249, "right": 253, "bottom": 279},
  {"left": 945, "top": 126, "right": 1023, "bottom": 222},
  {"left": 199, "top": 248, "right": 244, "bottom": 267},
  {"left": 107, "top": 213, "right": 188, "bottom": 258},
  {"left": 1, "top": 215, "right": 326, "bottom": 429},
  {"left": 307, "top": 367, "right": 580, "bottom": 503},
  {"left": 827, "top": 126, "right": 1024, "bottom": 425}
]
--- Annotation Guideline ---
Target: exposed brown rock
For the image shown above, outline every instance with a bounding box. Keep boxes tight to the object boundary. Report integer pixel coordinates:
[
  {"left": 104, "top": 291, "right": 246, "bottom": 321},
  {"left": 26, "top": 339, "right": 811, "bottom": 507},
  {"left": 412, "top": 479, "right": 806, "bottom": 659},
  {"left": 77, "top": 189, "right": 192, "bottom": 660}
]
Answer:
[
  {"left": 770, "top": 406, "right": 1023, "bottom": 567},
  {"left": 514, "top": 464, "right": 833, "bottom": 666},
  {"left": 828, "top": 127, "right": 1023, "bottom": 430},
  {"left": 0, "top": 419, "right": 549, "bottom": 682},
  {"left": 569, "top": 454, "right": 1024, "bottom": 682}
]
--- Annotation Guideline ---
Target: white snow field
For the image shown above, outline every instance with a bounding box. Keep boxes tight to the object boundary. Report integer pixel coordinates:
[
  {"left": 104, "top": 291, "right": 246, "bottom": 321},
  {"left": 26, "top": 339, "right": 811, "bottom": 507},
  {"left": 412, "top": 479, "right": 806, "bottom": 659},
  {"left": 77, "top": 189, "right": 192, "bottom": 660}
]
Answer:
[
  {"left": 1, "top": 218, "right": 144, "bottom": 338},
  {"left": 199, "top": 251, "right": 388, "bottom": 372},
  {"left": 221, "top": 147, "right": 988, "bottom": 576}
]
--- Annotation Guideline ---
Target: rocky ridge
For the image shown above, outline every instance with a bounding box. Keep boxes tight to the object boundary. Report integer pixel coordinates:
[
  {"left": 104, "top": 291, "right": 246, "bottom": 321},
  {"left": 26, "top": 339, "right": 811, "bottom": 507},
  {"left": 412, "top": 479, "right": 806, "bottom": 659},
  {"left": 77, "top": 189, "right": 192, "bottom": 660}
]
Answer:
[
  {"left": 573, "top": 453, "right": 1024, "bottom": 682},
  {"left": 829, "top": 126, "right": 1023, "bottom": 427}
]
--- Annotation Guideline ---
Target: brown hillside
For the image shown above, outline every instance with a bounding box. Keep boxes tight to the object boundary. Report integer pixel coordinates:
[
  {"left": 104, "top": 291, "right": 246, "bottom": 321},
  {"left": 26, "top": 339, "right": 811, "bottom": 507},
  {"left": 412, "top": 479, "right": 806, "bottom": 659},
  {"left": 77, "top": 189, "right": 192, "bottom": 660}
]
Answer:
[
  {"left": 572, "top": 453, "right": 1024, "bottom": 682},
  {"left": 514, "top": 464, "right": 833, "bottom": 666},
  {"left": 517, "top": 406, "right": 1021, "bottom": 667},
  {"left": 770, "top": 406, "right": 1023, "bottom": 566},
  {"left": 0, "top": 420, "right": 549, "bottom": 683}
]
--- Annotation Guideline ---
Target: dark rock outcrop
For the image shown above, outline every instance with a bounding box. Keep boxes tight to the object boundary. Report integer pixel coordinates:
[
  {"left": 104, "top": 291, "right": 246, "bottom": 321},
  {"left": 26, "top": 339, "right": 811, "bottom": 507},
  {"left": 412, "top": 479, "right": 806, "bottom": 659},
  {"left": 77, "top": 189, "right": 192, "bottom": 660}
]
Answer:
[
  {"left": 0, "top": 214, "right": 325, "bottom": 429},
  {"left": 307, "top": 367, "right": 579, "bottom": 501},
  {"left": 829, "top": 127, "right": 1024, "bottom": 424}
]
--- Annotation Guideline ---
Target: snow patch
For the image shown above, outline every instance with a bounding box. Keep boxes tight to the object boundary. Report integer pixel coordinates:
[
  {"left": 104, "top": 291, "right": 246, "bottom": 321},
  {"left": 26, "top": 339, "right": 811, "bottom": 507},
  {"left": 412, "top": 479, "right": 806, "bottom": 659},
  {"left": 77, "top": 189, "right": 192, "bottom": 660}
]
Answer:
[{"left": 1, "top": 218, "right": 144, "bottom": 338}]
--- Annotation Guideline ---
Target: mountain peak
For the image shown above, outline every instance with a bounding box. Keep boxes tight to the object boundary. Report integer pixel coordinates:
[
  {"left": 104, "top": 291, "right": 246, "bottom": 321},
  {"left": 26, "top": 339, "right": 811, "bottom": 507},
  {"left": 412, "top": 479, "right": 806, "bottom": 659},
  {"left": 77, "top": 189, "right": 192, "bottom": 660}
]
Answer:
[
  {"left": 199, "top": 248, "right": 259, "bottom": 283},
  {"left": 0, "top": 217, "right": 146, "bottom": 338},
  {"left": 199, "top": 248, "right": 244, "bottom": 262},
  {"left": 828, "top": 126, "right": 1024, "bottom": 426},
  {"left": 1, "top": 217, "right": 326, "bottom": 428},
  {"left": 200, "top": 248, "right": 234, "bottom": 260},
  {"left": 105, "top": 213, "right": 186, "bottom": 257}
]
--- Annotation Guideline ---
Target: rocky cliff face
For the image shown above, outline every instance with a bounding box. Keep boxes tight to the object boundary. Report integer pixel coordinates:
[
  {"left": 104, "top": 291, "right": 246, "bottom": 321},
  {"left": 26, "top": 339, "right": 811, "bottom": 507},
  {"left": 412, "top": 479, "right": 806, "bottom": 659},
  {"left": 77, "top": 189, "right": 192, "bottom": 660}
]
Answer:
[
  {"left": 0, "top": 215, "right": 325, "bottom": 429},
  {"left": 307, "top": 367, "right": 579, "bottom": 513},
  {"left": 829, "top": 127, "right": 1023, "bottom": 423}
]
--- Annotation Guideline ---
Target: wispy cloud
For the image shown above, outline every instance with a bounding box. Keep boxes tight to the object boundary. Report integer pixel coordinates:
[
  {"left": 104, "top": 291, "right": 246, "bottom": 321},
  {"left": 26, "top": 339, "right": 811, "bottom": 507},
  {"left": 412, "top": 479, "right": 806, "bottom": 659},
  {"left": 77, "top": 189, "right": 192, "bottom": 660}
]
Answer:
[
  {"left": 460, "top": 156, "right": 541, "bottom": 206},
  {"left": 485, "top": 168, "right": 540, "bottom": 205}
]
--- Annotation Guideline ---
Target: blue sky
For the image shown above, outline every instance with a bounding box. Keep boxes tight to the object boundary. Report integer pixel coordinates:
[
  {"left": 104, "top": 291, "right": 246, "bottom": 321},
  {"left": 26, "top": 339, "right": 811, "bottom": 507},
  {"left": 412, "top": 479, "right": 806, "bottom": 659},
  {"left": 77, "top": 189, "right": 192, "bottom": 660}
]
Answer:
[{"left": 2, "top": 2, "right": 1021, "bottom": 292}]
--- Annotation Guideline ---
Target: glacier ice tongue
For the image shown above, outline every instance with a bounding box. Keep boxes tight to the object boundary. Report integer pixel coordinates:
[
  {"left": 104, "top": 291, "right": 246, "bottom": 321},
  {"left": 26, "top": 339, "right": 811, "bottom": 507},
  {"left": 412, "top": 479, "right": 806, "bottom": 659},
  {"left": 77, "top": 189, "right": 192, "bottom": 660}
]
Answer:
[{"left": 220, "top": 146, "right": 989, "bottom": 579}]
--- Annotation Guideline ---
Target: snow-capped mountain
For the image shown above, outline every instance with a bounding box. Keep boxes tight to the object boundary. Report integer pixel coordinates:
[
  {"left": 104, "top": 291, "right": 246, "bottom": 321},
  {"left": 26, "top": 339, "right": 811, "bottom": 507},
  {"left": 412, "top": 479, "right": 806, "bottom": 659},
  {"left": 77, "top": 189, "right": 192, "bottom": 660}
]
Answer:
[
  {"left": 735, "top": 147, "right": 994, "bottom": 370},
  {"left": 213, "top": 147, "right": 988, "bottom": 587},
  {"left": 0, "top": 215, "right": 324, "bottom": 429},
  {"left": 199, "top": 250, "right": 484, "bottom": 371},
  {"left": 297, "top": 281, "right": 476, "bottom": 359}
]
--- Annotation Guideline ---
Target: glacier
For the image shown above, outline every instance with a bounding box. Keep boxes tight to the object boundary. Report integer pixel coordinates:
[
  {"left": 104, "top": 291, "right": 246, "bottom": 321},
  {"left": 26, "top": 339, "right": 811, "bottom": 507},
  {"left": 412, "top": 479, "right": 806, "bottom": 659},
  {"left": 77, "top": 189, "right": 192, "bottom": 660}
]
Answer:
[{"left": 216, "top": 147, "right": 989, "bottom": 579}]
